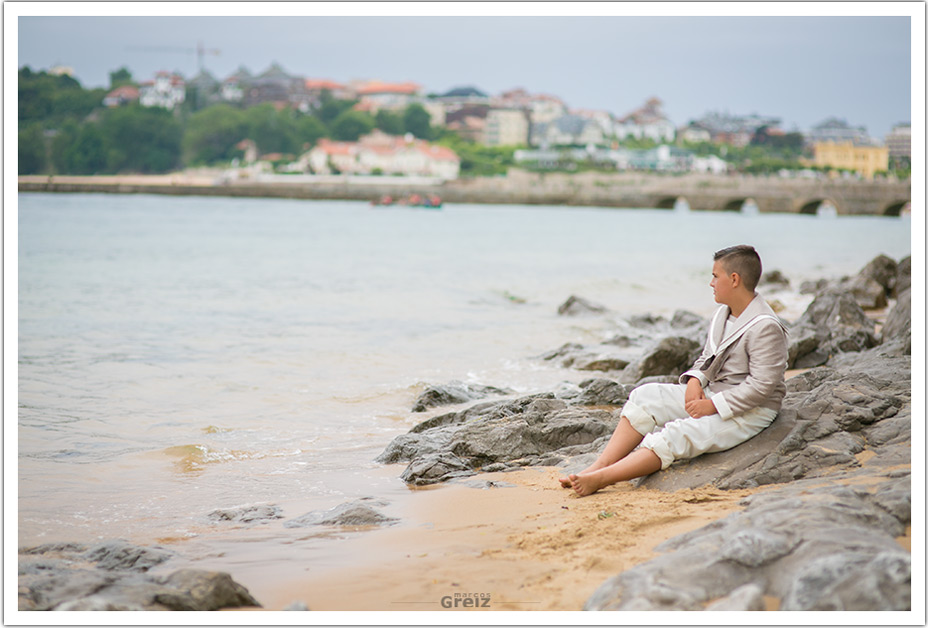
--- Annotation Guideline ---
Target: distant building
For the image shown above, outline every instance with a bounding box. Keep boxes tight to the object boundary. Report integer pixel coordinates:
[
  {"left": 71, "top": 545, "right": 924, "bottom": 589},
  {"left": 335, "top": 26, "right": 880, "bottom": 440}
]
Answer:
[
  {"left": 306, "top": 130, "right": 459, "bottom": 179},
  {"left": 885, "top": 123, "right": 911, "bottom": 159},
  {"left": 482, "top": 109, "right": 530, "bottom": 146},
  {"left": 221, "top": 67, "right": 252, "bottom": 103},
  {"left": 139, "top": 71, "right": 186, "bottom": 110},
  {"left": 304, "top": 78, "right": 354, "bottom": 105},
  {"left": 49, "top": 65, "right": 75, "bottom": 77},
  {"left": 531, "top": 114, "right": 605, "bottom": 147},
  {"left": 436, "top": 86, "right": 489, "bottom": 105},
  {"left": 806, "top": 117, "right": 873, "bottom": 146},
  {"left": 812, "top": 141, "right": 889, "bottom": 179},
  {"left": 677, "top": 123, "right": 711, "bottom": 144},
  {"left": 446, "top": 104, "right": 491, "bottom": 143},
  {"left": 515, "top": 144, "right": 698, "bottom": 173},
  {"left": 244, "top": 63, "right": 309, "bottom": 110},
  {"left": 353, "top": 79, "right": 421, "bottom": 112},
  {"left": 614, "top": 98, "right": 675, "bottom": 143},
  {"left": 692, "top": 111, "right": 781, "bottom": 147},
  {"left": 102, "top": 85, "right": 140, "bottom": 108},
  {"left": 496, "top": 89, "right": 567, "bottom": 125}
]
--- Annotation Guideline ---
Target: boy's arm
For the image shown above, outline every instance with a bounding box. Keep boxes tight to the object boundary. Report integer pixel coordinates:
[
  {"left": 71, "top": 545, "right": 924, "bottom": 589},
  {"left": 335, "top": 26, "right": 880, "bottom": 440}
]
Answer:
[{"left": 708, "top": 322, "right": 788, "bottom": 420}]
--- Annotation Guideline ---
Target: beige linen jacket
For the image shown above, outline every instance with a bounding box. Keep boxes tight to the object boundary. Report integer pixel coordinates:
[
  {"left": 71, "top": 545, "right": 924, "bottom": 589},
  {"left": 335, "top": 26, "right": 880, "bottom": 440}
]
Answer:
[{"left": 679, "top": 294, "right": 788, "bottom": 420}]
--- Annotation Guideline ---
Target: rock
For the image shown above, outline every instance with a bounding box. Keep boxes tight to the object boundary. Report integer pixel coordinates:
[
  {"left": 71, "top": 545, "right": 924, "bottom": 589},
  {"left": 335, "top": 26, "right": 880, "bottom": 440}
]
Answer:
[
  {"left": 557, "top": 295, "right": 608, "bottom": 316},
  {"left": 881, "top": 288, "right": 911, "bottom": 344},
  {"left": 705, "top": 583, "right": 766, "bottom": 611},
  {"left": 788, "top": 289, "right": 878, "bottom": 367},
  {"left": 585, "top": 473, "right": 910, "bottom": 611},
  {"left": 539, "top": 342, "right": 635, "bottom": 372},
  {"left": 571, "top": 378, "right": 633, "bottom": 406},
  {"left": 208, "top": 504, "right": 283, "bottom": 524},
  {"left": 894, "top": 255, "right": 911, "bottom": 297},
  {"left": 856, "top": 254, "right": 898, "bottom": 296},
  {"left": 845, "top": 275, "right": 889, "bottom": 310},
  {"left": 619, "top": 336, "right": 700, "bottom": 384},
  {"left": 759, "top": 269, "right": 790, "bottom": 289},
  {"left": 81, "top": 541, "right": 173, "bottom": 572},
  {"left": 18, "top": 542, "right": 260, "bottom": 611},
  {"left": 378, "top": 393, "right": 619, "bottom": 485},
  {"left": 799, "top": 278, "right": 830, "bottom": 295},
  {"left": 670, "top": 309, "right": 707, "bottom": 329},
  {"left": 412, "top": 381, "right": 513, "bottom": 412},
  {"left": 154, "top": 570, "right": 262, "bottom": 611},
  {"left": 284, "top": 499, "right": 397, "bottom": 528}
]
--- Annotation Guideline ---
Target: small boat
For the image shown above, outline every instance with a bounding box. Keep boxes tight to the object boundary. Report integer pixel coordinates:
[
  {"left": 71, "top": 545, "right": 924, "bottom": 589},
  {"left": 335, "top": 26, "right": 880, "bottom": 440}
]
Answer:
[{"left": 371, "top": 193, "right": 442, "bottom": 209}]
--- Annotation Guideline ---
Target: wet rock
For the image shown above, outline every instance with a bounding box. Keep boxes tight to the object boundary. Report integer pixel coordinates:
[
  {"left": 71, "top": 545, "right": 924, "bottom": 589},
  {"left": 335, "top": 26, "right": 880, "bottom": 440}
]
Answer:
[
  {"left": 585, "top": 473, "right": 910, "bottom": 611},
  {"left": 412, "top": 381, "right": 513, "bottom": 412},
  {"left": 18, "top": 542, "right": 260, "bottom": 611},
  {"left": 284, "top": 499, "right": 397, "bottom": 528},
  {"left": 208, "top": 504, "right": 283, "bottom": 524},
  {"left": 557, "top": 295, "right": 608, "bottom": 316},
  {"left": 670, "top": 309, "right": 707, "bottom": 329},
  {"left": 379, "top": 393, "right": 618, "bottom": 485},
  {"left": 81, "top": 541, "right": 173, "bottom": 572},
  {"left": 799, "top": 278, "right": 831, "bottom": 295},
  {"left": 619, "top": 336, "right": 701, "bottom": 384},
  {"left": 759, "top": 269, "right": 790, "bottom": 289},
  {"left": 153, "top": 570, "right": 262, "bottom": 611},
  {"left": 540, "top": 342, "right": 635, "bottom": 372},
  {"left": 856, "top": 254, "right": 898, "bottom": 296}
]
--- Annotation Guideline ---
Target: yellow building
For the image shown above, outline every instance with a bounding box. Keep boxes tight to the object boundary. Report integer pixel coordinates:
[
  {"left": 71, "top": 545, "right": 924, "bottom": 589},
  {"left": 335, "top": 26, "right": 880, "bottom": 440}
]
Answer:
[{"left": 812, "top": 141, "right": 889, "bottom": 179}]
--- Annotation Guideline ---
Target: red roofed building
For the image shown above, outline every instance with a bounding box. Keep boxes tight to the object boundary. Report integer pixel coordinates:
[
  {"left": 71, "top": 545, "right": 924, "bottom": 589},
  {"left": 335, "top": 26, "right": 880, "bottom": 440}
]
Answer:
[
  {"left": 305, "top": 78, "right": 354, "bottom": 104},
  {"left": 352, "top": 79, "right": 422, "bottom": 113},
  {"left": 307, "top": 130, "right": 459, "bottom": 179},
  {"left": 139, "top": 71, "right": 186, "bottom": 110},
  {"left": 102, "top": 85, "right": 140, "bottom": 108}
]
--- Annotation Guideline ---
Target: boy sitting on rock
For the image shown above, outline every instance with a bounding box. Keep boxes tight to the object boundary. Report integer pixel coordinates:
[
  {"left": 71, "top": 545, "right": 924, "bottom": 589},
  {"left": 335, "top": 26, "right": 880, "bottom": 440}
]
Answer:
[{"left": 560, "top": 245, "right": 788, "bottom": 496}]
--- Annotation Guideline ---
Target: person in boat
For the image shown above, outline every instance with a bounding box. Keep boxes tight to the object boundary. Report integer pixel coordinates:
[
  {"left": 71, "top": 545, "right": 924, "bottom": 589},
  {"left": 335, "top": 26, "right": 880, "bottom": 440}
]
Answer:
[{"left": 561, "top": 245, "right": 788, "bottom": 496}]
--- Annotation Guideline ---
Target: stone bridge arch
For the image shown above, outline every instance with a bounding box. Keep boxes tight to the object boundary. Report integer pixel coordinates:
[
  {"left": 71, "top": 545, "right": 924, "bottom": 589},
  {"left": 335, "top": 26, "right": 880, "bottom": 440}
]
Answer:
[
  {"left": 655, "top": 196, "right": 683, "bottom": 210},
  {"left": 883, "top": 200, "right": 911, "bottom": 216},
  {"left": 799, "top": 198, "right": 840, "bottom": 215},
  {"left": 722, "top": 198, "right": 748, "bottom": 212}
]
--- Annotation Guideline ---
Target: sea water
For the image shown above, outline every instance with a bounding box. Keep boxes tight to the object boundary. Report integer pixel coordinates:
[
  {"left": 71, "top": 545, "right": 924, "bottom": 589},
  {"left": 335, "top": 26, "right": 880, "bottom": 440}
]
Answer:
[{"left": 16, "top": 193, "right": 910, "bottom": 559}]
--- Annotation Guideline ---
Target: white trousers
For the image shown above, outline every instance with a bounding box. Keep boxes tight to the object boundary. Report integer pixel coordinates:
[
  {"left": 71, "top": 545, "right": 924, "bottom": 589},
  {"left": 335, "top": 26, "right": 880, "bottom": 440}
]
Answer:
[{"left": 621, "top": 383, "right": 777, "bottom": 470}]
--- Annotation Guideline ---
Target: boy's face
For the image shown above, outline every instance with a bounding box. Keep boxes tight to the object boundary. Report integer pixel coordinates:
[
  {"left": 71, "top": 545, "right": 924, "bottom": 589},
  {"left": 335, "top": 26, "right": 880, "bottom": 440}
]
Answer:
[{"left": 710, "top": 261, "right": 736, "bottom": 306}]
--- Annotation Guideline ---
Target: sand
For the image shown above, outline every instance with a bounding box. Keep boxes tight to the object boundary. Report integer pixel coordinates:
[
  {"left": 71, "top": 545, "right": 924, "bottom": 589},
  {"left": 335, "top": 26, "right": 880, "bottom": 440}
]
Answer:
[{"left": 251, "top": 467, "right": 757, "bottom": 612}]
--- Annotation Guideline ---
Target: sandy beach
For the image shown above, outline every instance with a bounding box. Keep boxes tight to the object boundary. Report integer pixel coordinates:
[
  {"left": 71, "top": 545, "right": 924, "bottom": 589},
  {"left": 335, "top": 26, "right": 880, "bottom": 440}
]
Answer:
[{"left": 239, "top": 467, "right": 759, "bottom": 612}]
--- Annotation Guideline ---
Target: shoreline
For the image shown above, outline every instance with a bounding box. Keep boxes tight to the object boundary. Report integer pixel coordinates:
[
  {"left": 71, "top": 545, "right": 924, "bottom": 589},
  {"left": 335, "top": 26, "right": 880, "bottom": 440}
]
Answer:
[{"left": 18, "top": 172, "right": 911, "bottom": 215}]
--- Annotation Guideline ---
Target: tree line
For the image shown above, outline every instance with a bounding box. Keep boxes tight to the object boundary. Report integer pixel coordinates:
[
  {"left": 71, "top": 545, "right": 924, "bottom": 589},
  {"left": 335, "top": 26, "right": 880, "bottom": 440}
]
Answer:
[{"left": 18, "top": 66, "right": 471, "bottom": 176}]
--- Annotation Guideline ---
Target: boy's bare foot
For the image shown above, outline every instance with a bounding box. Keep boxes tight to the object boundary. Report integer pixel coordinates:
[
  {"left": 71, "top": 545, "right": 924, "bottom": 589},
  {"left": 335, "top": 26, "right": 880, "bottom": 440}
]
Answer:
[
  {"left": 559, "top": 462, "right": 604, "bottom": 488},
  {"left": 569, "top": 472, "right": 605, "bottom": 497}
]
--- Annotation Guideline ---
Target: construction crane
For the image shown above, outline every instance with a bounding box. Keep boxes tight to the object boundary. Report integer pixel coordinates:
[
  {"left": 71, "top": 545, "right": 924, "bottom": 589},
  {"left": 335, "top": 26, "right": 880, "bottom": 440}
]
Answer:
[{"left": 126, "top": 41, "right": 221, "bottom": 74}]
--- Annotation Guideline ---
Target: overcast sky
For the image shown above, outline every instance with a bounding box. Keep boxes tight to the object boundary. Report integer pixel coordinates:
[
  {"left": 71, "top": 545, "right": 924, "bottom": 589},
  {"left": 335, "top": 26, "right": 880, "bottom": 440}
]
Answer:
[{"left": 16, "top": 8, "right": 915, "bottom": 137}]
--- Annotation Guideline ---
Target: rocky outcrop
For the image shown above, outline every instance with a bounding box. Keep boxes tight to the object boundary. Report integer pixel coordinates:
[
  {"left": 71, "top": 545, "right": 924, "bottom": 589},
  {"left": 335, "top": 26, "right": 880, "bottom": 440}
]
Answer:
[
  {"left": 379, "top": 389, "right": 623, "bottom": 485},
  {"left": 585, "top": 470, "right": 910, "bottom": 611},
  {"left": 618, "top": 336, "right": 701, "bottom": 384},
  {"left": 18, "top": 542, "right": 260, "bottom": 611},
  {"left": 208, "top": 504, "right": 283, "bottom": 524},
  {"left": 412, "top": 381, "right": 513, "bottom": 412},
  {"left": 787, "top": 289, "right": 878, "bottom": 368}
]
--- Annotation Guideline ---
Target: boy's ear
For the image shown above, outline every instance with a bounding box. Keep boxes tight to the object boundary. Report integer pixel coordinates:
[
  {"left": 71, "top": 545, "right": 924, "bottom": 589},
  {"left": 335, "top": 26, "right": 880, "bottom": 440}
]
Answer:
[{"left": 730, "top": 272, "right": 742, "bottom": 288}]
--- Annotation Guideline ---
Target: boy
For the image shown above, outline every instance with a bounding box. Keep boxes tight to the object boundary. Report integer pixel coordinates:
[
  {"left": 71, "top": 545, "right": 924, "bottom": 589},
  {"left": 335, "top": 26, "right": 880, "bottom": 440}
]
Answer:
[{"left": 560, "top": 245, "right": 788, "bottom": 496}]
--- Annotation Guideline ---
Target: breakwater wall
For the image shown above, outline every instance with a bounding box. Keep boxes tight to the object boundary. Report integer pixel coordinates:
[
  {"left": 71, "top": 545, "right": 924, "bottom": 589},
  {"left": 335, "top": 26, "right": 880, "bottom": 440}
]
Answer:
[{"left": 19, "top": 171, "right": 911, "bottom": 216}]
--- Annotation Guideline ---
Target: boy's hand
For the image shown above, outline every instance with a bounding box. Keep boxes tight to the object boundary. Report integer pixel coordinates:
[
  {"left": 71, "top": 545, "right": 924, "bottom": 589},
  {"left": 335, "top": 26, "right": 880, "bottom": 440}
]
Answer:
[
  {"left": 684, "top": 377, "right": 705, "bottom": 404},
  {"left": 685, "top": 398, "right": 718, "bottom": 418}
]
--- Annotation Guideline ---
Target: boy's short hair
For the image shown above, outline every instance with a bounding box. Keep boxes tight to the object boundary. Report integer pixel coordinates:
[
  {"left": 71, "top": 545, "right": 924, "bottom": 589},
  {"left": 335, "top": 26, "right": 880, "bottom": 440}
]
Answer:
[{"left": 714, "top": 245, "right": 762, "bottom": 292}]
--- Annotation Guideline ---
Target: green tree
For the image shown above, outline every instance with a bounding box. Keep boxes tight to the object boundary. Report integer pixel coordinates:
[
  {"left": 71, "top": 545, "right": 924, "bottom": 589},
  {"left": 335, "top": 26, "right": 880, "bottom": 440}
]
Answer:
[
  {"left": 375, "top": 109, "right": 404, "bottom": 135},
  {"left": 18, "top": 123, "right": 47, "bottom": 174},
  {"left": 295, "top": 115, "right": 327, "bottom": 150},
  {"left": 403, "top": 103, "right": 432, "bottom": 139},
  {"left": 182, "top": 104, "right": 248, "bottom": 165},
  {"left": 101, "top": 105, "right": 182, "bottom": 173},
  {"left": 244, "top": 104, "right": 301, "bottom": 154},
  {"left": 19, "top": 67, "right": 105, "bottom": 127},
  {"left": 109, "top": 67, "right": 134, "bottom": 89},
  {"left": 50, "top": 120, "right": 80, "bottom": 173},
  {"left": 63, "top": 124, "right": 108, "bottom": 174},
  {"left": 331, "top": 109, "right": 375, "bottom": 142},
  {"left": 316, "top": 93, "right": 356, "bottom": 126}
]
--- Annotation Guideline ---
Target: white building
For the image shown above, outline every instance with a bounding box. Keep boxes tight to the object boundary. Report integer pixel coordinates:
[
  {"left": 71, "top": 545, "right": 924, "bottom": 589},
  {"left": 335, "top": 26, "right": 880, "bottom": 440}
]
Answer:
[
  {"left": 139, "top": 71, "right": 186, "bottom": 110},
  {"left": 531, "top": 114, "right": 605, "bottom": 147},
  {"left": 307, "top": 131, "right": 460, "bottom": 180},
  {"left": 614, "top": 97, "right": 675, "bottom": 143}
]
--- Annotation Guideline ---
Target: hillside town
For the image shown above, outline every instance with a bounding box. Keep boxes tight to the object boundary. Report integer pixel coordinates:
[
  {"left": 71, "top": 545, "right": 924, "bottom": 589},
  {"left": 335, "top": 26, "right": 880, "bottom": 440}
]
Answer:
[{"left": 21, "top": 62, "right": 912, "bottom": 182}]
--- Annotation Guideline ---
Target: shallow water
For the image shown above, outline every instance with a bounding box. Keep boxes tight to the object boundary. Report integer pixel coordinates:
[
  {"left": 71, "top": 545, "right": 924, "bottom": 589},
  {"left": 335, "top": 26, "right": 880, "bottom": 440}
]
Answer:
[{"left": 17, "top": 193, "right": 910, "bottom": 561}]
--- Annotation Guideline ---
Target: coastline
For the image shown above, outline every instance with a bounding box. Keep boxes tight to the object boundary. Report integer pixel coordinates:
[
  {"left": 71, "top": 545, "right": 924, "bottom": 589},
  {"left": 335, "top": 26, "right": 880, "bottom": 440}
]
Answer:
[{"left": 18, "top": 171, "right": 911, "bottom": 215}]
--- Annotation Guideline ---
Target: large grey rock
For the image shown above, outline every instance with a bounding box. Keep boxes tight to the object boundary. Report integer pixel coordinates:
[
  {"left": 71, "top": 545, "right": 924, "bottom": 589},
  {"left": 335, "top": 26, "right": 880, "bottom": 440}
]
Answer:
[
  {"left": 585, "top": 472, "right": 910, "bottom": 611},
  {"left": 379, "top": 393, "right": 619, "bottom": 484},
  {"left": 881, "top": 288, "right": 911, "bottom": 345},
  {"left": 412, "top": 381, "right": 513, "bottom": 412},
  {"left": 619, "top": 336, "right": 701, "bottom": 384},
  {"left": 18, "top": 542, "right": 260, "bottom": 611},
  {"left": 894, "top": 255, "right": 911, "bottom": 297},
  {"left": 788, "top": 289, "right": 878, "bottom": 367}
]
